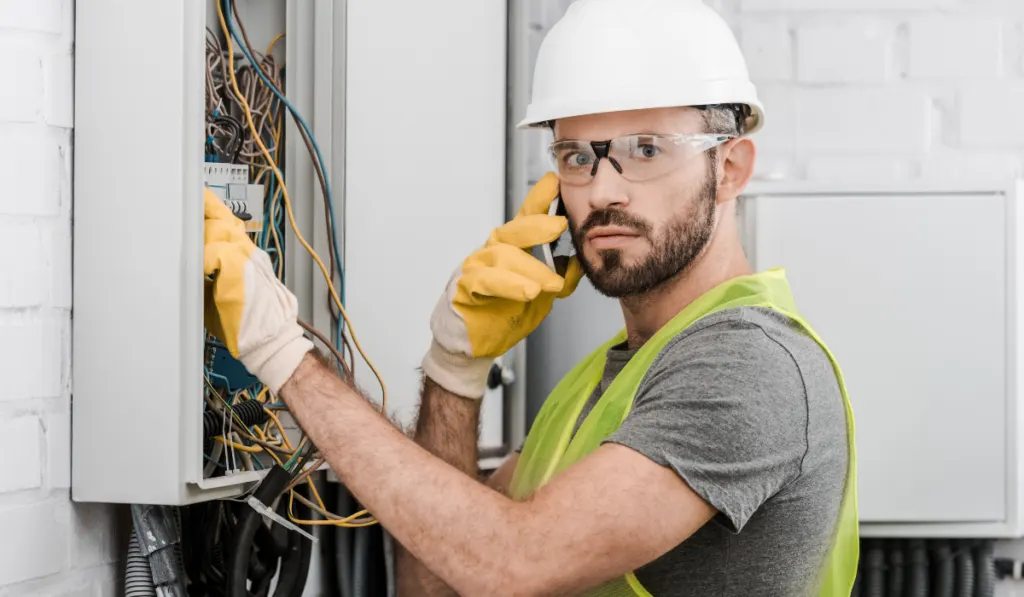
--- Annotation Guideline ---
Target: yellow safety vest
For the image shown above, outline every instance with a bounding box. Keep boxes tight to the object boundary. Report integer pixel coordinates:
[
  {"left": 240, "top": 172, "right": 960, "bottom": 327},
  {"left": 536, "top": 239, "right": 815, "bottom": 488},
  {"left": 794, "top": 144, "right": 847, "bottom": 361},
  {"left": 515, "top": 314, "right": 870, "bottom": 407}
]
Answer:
[{"left": 509, "top": 268, "right": 858, "bottom": 596}]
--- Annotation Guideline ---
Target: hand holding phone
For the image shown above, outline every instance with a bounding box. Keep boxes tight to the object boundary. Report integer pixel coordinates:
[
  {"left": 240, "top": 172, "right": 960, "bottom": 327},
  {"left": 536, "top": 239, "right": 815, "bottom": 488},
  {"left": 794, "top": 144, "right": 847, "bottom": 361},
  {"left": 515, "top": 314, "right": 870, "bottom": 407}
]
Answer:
[{"left": 542, "top": 195, "right": 576, "bottom": 277}]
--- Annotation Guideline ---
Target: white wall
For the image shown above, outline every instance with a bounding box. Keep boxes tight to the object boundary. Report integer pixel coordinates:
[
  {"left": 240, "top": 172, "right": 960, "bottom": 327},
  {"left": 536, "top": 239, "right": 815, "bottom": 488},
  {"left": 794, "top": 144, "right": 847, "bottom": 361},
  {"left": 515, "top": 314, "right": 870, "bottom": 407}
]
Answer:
[
  {"left": 525, "top": 0, "right": 1024, "bottom": 592},
  {"left": 713, "top": 0, "right": 1024, "bottom": 184},
  {"left": 0, "top": 1, "right": 121, "bottom": 595}
]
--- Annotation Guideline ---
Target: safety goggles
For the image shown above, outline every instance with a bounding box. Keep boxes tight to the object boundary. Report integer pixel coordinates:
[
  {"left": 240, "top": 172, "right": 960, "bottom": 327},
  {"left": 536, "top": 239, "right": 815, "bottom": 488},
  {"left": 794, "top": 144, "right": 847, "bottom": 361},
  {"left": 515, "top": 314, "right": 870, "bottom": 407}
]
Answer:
[{"left": 546, "top": 133, "right": 735, "bottom": 185}]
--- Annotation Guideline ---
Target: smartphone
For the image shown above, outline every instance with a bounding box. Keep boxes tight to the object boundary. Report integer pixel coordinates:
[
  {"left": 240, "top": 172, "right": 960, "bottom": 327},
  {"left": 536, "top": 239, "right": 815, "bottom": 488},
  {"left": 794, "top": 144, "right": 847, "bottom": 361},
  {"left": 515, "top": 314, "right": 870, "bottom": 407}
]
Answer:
[{"left": 542, "top": 196, "right": 576, "bottom": 277}]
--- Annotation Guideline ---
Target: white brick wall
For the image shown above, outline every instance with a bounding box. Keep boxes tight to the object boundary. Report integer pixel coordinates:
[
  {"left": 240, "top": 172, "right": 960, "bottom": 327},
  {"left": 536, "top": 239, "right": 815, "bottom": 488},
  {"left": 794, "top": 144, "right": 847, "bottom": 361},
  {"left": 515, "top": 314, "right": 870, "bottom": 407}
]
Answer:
[
  {"left": 530, "top": 0, "right": 1024, "bottom": 182},
  {"left": 527, "top": 0, "right": 1024, "bottom": 593},
  {"left": 0, "top": 1, "right": 122, "bottom": 595},
  {"left": 797, "top": 21, "right": 896, "bottom": 83}
]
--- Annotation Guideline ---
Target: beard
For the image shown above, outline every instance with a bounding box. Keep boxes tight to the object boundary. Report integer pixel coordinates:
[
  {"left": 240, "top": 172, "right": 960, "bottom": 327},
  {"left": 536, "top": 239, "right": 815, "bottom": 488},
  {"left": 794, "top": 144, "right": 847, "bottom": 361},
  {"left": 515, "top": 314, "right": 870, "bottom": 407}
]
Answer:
[{"left": 570, "top": 167, "right": 718, "bottom": 298}]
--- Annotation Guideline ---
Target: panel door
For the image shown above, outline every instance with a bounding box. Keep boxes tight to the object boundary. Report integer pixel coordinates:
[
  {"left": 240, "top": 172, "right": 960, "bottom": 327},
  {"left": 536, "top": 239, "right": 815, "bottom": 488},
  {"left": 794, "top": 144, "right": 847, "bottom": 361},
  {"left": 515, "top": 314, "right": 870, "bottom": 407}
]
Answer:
[{"left": 746, "top": 192, "right": 1008, "bottom": 522}]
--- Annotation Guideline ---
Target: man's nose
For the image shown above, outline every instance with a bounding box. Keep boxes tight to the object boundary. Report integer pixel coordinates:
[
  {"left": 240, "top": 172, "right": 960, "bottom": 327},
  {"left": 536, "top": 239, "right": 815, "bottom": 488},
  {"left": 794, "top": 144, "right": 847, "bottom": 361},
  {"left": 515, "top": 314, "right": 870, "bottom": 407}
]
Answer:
[{"left": 587, "top": 158, "right": 630, "bottom": 212}]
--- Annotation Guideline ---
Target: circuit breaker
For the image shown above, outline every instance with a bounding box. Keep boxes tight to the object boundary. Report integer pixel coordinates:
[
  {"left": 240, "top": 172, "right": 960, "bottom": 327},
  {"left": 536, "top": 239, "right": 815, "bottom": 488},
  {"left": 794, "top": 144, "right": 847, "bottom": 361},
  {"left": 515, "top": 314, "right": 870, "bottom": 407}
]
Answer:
[
  {"left": 72, "top": 0, "right": 511, "bottom": 505},
  {"left": 202, "top": 163, "right": 265, "bottom": 233}
]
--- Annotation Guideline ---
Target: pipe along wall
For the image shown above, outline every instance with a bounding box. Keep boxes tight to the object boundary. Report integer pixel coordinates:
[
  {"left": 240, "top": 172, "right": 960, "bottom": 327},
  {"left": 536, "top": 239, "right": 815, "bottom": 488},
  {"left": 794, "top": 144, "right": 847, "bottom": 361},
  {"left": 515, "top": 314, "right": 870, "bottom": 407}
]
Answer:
[{"left": 851, "top": 539, "right": 996, "bottom": 597}]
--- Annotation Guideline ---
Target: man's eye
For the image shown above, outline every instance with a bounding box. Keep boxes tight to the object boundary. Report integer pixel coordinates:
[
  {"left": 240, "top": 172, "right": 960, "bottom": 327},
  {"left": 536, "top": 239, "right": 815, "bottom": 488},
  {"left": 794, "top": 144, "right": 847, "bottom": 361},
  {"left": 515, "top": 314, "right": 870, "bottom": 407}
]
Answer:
[
  {"left": 563, "top": 152, "right": 592, "bottom": 167},
  {"left": 633, "top": 144, "right": 660, "bottom": 159}
]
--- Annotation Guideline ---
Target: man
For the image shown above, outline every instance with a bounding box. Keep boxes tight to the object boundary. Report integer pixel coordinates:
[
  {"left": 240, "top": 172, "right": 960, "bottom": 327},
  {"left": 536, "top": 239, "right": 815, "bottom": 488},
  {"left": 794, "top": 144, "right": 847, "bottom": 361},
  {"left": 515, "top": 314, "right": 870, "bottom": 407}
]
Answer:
[{"left": 202, "top": 0, "right": 858, "bottom": 595}]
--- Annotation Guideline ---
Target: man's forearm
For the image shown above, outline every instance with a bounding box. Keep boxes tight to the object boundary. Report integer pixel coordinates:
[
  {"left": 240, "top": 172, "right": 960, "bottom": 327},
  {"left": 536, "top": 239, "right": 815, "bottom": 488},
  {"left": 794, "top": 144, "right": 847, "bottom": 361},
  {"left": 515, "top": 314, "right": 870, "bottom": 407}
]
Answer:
[
  {"left": 396, "top": 375, "right": 482, "bottom": 596},
  {"left": 412, "top": 376, "right": 481, "bottom": 474},
  {"left": 279, "top": 352, "right": 525, "bottom": 597}
]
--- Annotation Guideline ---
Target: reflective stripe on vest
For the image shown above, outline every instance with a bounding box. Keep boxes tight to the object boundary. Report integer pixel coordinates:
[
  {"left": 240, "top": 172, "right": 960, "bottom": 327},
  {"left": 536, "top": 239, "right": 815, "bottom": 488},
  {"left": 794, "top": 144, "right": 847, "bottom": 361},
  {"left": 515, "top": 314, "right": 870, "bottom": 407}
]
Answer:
[{"left": 509, "top": 268, "right": 859, "bottom": 596}]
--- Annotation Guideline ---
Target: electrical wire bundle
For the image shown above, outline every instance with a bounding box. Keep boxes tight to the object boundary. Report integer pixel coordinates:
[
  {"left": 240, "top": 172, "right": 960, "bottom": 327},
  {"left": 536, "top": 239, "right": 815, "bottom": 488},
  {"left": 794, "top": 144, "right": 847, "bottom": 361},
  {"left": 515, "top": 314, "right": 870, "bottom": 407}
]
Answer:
[
  {"left": 205, "top": 20, "right": 286, "bottom": 276},
  {"left": 182, "top": 1, "right": 395, "bottom": 595}
]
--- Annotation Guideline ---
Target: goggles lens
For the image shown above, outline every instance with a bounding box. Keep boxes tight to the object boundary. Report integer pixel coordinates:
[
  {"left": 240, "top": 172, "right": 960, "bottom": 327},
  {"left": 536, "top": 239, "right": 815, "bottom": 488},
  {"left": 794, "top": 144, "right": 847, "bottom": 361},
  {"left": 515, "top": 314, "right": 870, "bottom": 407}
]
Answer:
[{"left": 546, "top": 133, "right": 734, "bottom": 185}]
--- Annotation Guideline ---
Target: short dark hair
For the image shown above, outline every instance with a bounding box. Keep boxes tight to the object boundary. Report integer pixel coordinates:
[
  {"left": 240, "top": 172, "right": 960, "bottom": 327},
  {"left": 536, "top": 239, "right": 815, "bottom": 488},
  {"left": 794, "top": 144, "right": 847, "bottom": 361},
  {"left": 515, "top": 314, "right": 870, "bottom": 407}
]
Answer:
[{"left": 695, "top": 103, "right": 750, "bottom": 137}]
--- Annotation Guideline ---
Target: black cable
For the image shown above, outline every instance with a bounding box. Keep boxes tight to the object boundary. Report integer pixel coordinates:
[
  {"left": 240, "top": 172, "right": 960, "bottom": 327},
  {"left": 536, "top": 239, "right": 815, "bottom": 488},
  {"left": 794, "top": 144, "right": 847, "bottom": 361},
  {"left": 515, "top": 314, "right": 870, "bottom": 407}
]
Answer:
[
  {"left": 335, "top": 485, "right": 355, "bottom": 597},
  {"left": 131, "top": 504, "right": 188, "bottom": 597},
  {"left": 290, "top": 438, "right": 318, "bottom": 477},
  {"left": 352, "top": 525, "right": 370, "bottom": 597},
  {"left": 227, "top": 465, "right": 313, "bottom": 597},
  {"left": 955, "top": 542, "right": 975, "bottom": 597},
  {"left": 907, "top": 539, "right": 928, "bottom": 597},
  {"left": 887, "top": 539, "right": 905, "bottom": 597},
  {"left": 209, "top": 115, "right": 244, "bottom": 163},
  {"left": 204, "top": 399, "right": 269, "bottom": 440},
  {"left": 272, "top": 481, "right": 315, "bottom": 596},
  {"left": 931, "top": 541, "right": 954, "bottom": 597},
  {"left": 864, "top": 540, "right": 885, "bottom": 597},
  {"left": 975, "top": 541, "right": 995, "bottom": 597},
  {"left": 228, "top": 466, "right": 291, "bottom": 597}
]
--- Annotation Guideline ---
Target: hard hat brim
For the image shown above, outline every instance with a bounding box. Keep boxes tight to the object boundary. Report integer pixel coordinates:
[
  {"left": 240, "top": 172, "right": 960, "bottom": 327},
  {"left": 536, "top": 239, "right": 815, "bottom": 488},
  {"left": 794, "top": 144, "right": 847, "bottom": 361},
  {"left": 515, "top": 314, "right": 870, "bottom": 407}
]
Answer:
[{"left": 516, "top": 91, "right": 765, "bottom": 136}]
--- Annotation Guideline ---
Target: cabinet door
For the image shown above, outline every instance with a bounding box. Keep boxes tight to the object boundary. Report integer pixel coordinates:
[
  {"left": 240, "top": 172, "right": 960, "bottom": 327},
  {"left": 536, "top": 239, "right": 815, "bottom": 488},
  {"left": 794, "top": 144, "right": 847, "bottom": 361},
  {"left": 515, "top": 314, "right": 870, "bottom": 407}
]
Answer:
[
  {"left": 344, "top": 0, "right": 508, "bottom": 442},
  {"left": 746, "top": 192, "right": 1008, "bottom": 523}
]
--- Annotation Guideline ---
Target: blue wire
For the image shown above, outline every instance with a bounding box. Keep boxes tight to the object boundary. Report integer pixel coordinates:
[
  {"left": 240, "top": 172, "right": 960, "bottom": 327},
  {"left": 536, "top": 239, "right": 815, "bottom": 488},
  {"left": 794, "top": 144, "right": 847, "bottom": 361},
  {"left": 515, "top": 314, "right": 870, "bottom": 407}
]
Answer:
[
  {"left": 222, "top": 0, "right": 346, "bottom": 316},
  {"left": 204, "top": 453, "right": 226, "bottom": 469},
  {"left": 206, "top": 369, "right": 233, "bottom": 391}
]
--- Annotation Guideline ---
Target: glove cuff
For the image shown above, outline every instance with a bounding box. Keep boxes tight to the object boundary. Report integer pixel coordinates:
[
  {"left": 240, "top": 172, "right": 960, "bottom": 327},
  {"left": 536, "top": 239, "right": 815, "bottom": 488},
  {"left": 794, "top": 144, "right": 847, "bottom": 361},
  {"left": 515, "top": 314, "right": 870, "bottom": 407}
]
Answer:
[
  {"left": 243, "top": 324, "right": 315, "bottom": 395},
  {"left": 420, "top": 339, "right": 493, "bottom": 400}
]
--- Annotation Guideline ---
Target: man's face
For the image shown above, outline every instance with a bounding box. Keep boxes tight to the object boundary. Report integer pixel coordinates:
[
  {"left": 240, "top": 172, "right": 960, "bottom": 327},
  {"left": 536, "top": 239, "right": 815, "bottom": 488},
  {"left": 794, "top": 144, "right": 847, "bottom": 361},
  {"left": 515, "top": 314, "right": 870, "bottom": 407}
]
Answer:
[{"left": 555, "top": 107, "right": 720, "bottom": 298}]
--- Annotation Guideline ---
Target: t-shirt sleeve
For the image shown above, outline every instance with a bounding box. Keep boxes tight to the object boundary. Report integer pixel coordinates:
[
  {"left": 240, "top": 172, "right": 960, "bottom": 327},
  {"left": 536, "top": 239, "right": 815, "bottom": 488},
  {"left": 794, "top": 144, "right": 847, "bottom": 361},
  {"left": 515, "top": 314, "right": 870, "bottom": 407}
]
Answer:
[{"left": 603, "top": 318, "right": 809, "bottom": 533}]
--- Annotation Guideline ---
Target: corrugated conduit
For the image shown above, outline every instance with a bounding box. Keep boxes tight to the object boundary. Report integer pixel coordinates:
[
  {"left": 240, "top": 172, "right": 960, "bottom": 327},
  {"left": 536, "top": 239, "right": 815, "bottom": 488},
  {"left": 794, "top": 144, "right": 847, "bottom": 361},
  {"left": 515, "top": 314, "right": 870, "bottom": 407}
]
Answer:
[{"left": 125, "top": 529, "right": 156, "bottom": 597}]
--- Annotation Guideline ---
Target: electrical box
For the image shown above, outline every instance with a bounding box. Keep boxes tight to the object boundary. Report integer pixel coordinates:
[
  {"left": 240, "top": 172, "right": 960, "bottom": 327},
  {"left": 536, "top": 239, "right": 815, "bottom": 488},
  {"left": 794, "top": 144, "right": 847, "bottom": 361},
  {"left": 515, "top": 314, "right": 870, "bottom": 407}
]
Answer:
[
  {"left": 740, "top": 179, "right": 1024, "bottom": 538},
  {"left": 72, "top": 0, "right": 510, "bottom": 505}
]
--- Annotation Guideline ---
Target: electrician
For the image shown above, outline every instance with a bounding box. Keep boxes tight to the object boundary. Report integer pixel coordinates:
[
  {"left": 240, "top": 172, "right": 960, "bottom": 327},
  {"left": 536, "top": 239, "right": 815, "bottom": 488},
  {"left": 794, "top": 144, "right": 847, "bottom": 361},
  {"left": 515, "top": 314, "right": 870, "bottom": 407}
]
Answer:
[{"left": 202, "top": 0, "right": 858, "bottom": 594}]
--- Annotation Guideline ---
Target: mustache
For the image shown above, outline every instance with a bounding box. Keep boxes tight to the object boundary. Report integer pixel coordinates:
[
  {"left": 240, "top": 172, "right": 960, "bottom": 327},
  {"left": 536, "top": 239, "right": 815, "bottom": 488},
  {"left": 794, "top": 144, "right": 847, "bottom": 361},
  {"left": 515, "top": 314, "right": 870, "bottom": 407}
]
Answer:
[{"left": 576, "top": 209, "right": 652, "bottom": 239}]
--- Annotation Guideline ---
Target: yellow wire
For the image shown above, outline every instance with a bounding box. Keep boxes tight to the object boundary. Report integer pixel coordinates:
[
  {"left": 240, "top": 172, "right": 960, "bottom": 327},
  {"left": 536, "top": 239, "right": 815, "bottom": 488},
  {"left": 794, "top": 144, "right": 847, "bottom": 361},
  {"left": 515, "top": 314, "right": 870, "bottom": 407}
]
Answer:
[
  {"left": 291, "top": 437, "right": 308, "bottom": 463},
  {"left": 305, "top": 475, "right": 327, "bottom": 509},
  {"left": 269, "top": 185, "right": 284, "bottom": 279},
  {"left": 262, "top": 407, "right": 295, "bottom": 451},
  {"left": 267, "top": 33, "right": 285, "bottom": 57},
  {"left": 216, "top": 1, "right": 388, "bottom": 411},
  {"left": 215, "top": 7, "right": 382, "bottom": 530},
  {"left": 213, "top": 436, "right": 263, "bottom": 454},
  {"left": 288, "top": 488, "right": 375, "bottom": 527},
  {"left": 262, "top": 444, "right": 287, "bottom": 468},
  {"left": 300, "top": 470, "right": 378, "bottom": 527}
]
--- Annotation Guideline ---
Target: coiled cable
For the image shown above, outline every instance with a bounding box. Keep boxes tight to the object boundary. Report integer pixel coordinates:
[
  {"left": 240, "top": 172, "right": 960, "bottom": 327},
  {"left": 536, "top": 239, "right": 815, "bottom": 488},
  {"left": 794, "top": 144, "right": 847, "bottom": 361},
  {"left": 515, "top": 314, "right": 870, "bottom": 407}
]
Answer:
[
  {"left": 975, "top": 541, "right": 995, "bottom": 597},
  {"left": 204, "top": 399, "right": 269, "bottom": 439},
  {"left": 955, "top": 542, "right": 974, "bottom": 597}
]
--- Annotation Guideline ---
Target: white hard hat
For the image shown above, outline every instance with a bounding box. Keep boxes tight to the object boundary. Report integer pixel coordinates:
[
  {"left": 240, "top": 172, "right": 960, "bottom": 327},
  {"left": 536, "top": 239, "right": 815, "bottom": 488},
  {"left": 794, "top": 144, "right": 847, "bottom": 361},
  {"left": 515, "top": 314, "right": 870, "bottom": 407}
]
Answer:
[{"left": 518, "top": 0, "right": 765, "bottom": 135}]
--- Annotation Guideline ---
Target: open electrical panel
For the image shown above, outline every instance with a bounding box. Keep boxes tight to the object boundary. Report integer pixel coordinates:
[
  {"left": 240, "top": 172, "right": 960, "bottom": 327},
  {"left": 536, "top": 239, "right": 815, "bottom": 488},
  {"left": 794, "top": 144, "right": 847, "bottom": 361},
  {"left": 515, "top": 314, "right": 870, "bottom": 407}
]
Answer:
[{"left": 72, "top": 0, "right": 512, "bottom": 507}]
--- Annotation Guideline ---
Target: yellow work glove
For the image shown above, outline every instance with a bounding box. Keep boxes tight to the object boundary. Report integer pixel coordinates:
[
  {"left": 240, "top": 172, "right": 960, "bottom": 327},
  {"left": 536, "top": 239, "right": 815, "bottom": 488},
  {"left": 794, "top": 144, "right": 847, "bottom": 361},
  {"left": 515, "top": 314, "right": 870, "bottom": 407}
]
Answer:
[
  {"left": 203, "top": 188, "right": 313, "bottom": 394},
  {"left": 422, "top": 173, "right": 584, "bottom": 399}
]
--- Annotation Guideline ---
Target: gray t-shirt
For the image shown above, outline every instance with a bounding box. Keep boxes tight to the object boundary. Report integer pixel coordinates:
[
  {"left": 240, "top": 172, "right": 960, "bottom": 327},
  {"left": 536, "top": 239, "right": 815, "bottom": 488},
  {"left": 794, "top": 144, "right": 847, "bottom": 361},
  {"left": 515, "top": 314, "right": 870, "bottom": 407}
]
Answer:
[{"left": 566, "top": 306, "right": 848, "bottom": 596}]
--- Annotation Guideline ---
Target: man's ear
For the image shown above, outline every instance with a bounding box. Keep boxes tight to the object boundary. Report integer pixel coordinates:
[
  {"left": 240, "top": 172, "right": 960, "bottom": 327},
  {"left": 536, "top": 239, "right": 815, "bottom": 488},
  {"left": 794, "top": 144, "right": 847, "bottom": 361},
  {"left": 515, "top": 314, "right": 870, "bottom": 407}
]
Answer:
[{"left": 716, "top": 137, "right": 756, "bottom": 204}]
